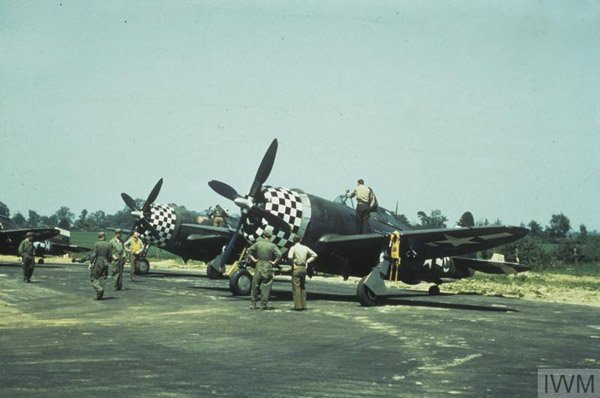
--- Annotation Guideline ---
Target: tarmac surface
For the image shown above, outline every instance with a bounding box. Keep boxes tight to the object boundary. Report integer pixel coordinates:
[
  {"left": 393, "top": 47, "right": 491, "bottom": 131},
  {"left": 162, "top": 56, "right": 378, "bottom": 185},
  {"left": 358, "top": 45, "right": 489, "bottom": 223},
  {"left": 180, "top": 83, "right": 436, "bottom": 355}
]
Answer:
[{"left": 1, "top": 261, "right": 599, "bottom": 397}]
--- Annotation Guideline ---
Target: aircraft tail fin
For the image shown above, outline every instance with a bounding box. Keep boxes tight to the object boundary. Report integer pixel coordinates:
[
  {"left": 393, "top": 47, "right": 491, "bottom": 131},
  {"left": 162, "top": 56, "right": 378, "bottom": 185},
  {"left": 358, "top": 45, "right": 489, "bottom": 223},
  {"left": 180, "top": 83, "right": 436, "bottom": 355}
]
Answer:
[{"left": 457, "top": 211, "right": 474, "bottom": 227}]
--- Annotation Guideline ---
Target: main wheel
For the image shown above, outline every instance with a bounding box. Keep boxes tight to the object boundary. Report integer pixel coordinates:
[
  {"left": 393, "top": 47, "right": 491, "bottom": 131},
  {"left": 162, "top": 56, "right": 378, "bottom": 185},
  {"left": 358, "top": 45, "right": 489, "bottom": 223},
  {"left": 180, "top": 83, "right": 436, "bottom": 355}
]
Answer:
[
  {"left": 37, "top": 258, "right": 45, "bottom": 264},
  {"left": 229, "top": 269, "right": 252, "bottom": 296},
  {"left": 137, "top": 258, "right": 150, "bottom": 275},
  {"left": 357, "top": 276, "right": 380, "bottom": 306},
  {"left": 428, "top": 285, "right": 440, "bottom": 295}
]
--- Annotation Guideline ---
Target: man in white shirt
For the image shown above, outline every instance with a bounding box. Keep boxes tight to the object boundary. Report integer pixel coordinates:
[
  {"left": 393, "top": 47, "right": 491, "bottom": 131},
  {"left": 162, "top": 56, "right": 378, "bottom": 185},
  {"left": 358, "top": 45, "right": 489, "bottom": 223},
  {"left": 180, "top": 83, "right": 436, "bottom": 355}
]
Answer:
[{"left": 287, "top": 236, "right": 318, "bottom": 311}]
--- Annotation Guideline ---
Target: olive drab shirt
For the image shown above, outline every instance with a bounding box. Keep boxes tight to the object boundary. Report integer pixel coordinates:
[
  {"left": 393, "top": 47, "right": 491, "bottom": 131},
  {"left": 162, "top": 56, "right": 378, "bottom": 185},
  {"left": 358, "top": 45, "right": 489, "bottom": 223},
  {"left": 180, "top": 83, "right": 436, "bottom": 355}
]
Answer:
[
  {"left": 109, "top": 237, "right": 124, "bottom": 260},
  {"left": 247, "top": 238, "right": 282, "bottom": 268},
  {"left": 90, "top": 241, "right": 113, "bottom": 268},
  {"left": 18, "top": 239, "right": 34, "bottom": 258}
]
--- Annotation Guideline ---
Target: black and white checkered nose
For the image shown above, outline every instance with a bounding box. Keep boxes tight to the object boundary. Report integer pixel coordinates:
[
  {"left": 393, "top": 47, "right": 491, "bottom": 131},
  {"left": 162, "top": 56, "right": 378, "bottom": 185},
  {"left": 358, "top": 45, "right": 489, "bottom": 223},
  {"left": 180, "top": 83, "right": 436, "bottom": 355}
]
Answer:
[
  {"left": 243, "top": 187, "right": 304, "bottom": 250},
  {"left": 139, "top": 204, "right": 177, "bottom": 247}
]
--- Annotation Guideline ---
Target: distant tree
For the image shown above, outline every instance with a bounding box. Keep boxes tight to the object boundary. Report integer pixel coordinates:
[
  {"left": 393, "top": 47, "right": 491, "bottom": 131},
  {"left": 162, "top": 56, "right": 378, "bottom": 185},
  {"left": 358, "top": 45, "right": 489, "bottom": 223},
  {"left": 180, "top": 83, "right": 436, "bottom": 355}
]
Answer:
[
  {"left": 0, "top": 201, "right": 9, "bottom": 218},
  {"left": 40, "top": 215, "right": 58, "bottom": 228},
  {"left": 579, "top": 224, "right": 588, "bottom": 239},
  {"left": 417, "top": 209, "right": 447, "bottom": 229},
  {"left": 498, "top": 237, "right": 550, "bottom": 270},
  {"left": 89, "top": 210, "right": 107, "bottom": 228},
  {"left": 27, "top": 210, "right": 41, "bottom": 228},
  {"left": 546, "top": 213, "right": 571, "bottom": 238},
  {"left": 528, "top": 220, "right": 543, "bottom": 237},
  {"left": 53, "top": 206, "right": 74, "bottom": 229},
  {"left": 11, "top": 212, "right": 26, "bottom": 227},
  {"left": 74, "top": 209, "right": 89, "bottom": 231}
]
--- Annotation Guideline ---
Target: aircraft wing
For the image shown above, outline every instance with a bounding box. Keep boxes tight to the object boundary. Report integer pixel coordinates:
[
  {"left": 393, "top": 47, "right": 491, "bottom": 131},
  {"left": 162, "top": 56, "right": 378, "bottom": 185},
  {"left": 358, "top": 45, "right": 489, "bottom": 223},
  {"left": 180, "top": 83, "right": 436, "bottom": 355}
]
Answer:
[
  {"left": 318, "top": 226, "right": 528, "bottom": 260},
  {"left": 0, "top": 228, "right": 60, "bottom": 243},
  {"left": 452, "top": 256, "right": 529, "bottom": 274},
  {"left": 48, "top": 242, "right": 91, "bottom": 254},
  {"left": 180, "top": 223, "right": 234, "bottom": 238}
]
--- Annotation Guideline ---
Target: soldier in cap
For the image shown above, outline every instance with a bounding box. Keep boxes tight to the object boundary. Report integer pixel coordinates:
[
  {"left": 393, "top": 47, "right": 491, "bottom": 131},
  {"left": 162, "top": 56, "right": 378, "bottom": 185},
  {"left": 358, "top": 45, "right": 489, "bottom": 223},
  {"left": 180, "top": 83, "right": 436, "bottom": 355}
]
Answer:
[
  {"left": 124, "top": 231, "right": 144, "bottom": 281},
  {"left": 208, "top": 205, "right": 228, "bottom": 228},
  {"left": 18, "top": 231, "right": 36, "bottom": 282},
  {"left": 109, "top": 229, "right": 125, "bottom": 290},
  {"left": 247, "top": 230, "right": 282, "bottom": 310},
  {"left": 89, "top": 231, "right": 112, "bottom": 300}
]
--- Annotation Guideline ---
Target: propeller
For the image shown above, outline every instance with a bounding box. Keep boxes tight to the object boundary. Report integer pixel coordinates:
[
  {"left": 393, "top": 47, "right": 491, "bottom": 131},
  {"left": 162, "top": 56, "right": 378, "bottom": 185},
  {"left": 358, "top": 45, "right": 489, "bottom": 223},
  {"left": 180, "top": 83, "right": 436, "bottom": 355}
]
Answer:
[
  {"left": 120, "top": 178, "right": 164, "bottom": 241},
  {"left": 208, "top": 139, "right": 290, "bottom": 272}
]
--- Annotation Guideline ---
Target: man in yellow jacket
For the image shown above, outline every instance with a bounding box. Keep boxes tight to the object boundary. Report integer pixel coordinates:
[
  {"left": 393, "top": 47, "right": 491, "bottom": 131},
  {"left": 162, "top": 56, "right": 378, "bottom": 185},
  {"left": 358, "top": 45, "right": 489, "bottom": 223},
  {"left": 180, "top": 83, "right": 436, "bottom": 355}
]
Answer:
[{"left": 124, "top": 232, "right": 144, "bottom": 281}]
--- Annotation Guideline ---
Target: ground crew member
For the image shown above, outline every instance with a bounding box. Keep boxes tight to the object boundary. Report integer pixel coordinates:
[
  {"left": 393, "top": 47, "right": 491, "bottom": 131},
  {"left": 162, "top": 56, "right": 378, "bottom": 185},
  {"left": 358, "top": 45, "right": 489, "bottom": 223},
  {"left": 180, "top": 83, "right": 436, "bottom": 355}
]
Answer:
[
  {"left": 124, "top": 231, "right": 144, "bottom": 281},
  {"left": 247, "top": 230, "right": 281, "bottom": 310},
  {"left": 347, "top": 179, "right": 375, "bottom": 233},
  {"left": 109, "top": 229, "right": 125, "bottom": 290},
  {"left": 18, "top": 231, "right": 35, "bottom": 283},
  {"left": 89, "top": 231, "right": 112, "bottom": 300},
  {"left": 209, "top": 205, "right": 228, "bottom": 227},
  {"left": 287, "top": 236, "right": 318, "bottom": 311}
]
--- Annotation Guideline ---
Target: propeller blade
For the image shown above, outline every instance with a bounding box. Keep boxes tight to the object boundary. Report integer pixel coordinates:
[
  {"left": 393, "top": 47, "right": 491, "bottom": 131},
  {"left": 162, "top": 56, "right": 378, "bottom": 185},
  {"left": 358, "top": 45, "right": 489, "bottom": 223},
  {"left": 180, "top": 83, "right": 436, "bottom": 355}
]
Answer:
[
  {"left": 121, "top": 193, "right": 139, "bottom": 211},
  {"left": 208, "top": 180, "right": 242, "bottom": 202},
  {"left": 248, "top": 207, "right": 291, "bottom": 233},
  {"left": 143, "top": 178, "right": 163, "bottom": 213},
  {"left": 248, "top": 139, "right": 278, "bottom": 198},
  {"left": 140, "top": 218, "right": 161, "bottom": 241},
  {"left": 212, "top": 214, "right": 246, "bottom": 273}
]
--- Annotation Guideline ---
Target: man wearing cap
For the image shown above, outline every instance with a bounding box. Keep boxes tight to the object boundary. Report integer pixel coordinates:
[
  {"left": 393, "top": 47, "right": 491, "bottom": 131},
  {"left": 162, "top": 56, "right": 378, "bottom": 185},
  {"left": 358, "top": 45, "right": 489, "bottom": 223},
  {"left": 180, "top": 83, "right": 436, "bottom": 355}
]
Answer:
[
  {"left": 247, "top": 230, "right": 282, "bottom": 310},
  {"left": 89, "top": 231, "right": 112, "bottom": 300},
  {"left": 347, "top": 179, "right": 375, "bottom": 234},
  {"left": 209, "top": 204, "right": 228, "bottom": 228},
  {"left": 18, "top": 232, "right": 36, "bottom": 282},
  {"left": 124, "top": 231, "right": 144, "bottom": 281},
  {"left": 109, "top": 229, "right": 125, "bottom": 290},
  {"left": 287, "top": 236, "right": 318, "bottom": 311}
]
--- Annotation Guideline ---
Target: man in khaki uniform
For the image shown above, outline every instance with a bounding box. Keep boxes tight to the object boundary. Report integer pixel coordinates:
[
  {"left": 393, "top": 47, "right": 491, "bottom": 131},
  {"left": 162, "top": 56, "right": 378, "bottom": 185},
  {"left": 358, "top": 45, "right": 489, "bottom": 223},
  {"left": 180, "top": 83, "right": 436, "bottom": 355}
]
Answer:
[
  {"left": 89, "top": 231, "right": 112, "bottom": 300},
  {"left": 18, "top": 231, "right": 35, "bottom": 283},
  {"left": 109, "top": 229, "right": 125, "bottom": 290},
  {"left": 247, "top": 231, "right": 281, "bottom": 310},
  {"left": 209, "top": 205, "right": 228, "bottom": 227},
  {"left": 124, "top": 232, "right": 144, "bottom": 281},
  {"left": 347, "top": 179, "right": 374, "bottom": 234},
  {"left": 287, "top": 236, "right": 318, "bottom": 311}
]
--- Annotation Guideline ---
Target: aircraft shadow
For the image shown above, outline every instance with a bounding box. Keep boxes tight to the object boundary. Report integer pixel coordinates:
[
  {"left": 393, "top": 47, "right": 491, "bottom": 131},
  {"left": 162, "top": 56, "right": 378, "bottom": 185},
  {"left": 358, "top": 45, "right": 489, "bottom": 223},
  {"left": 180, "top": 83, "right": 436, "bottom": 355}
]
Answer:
[
  {"left": 145, "top": 271, "right": 209, "bottom": 279},
  {"left": 192, "top": 286, "right": 518, "bottom": 312}
]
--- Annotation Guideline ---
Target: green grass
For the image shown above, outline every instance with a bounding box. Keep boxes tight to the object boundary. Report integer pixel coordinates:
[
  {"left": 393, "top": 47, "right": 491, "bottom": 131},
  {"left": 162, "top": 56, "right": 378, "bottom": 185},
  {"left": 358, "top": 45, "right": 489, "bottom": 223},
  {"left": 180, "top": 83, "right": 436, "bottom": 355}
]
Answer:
[{"left": 71, "top": 231, "right": 178, "bottom": 260}]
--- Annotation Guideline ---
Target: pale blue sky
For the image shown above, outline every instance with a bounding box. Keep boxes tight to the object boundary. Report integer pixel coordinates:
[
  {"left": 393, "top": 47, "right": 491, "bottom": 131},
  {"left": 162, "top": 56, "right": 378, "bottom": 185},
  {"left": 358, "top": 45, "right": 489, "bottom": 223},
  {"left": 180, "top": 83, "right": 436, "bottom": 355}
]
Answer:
[{"left": 1, "top": 1, "right": 599, "bottom": 229}]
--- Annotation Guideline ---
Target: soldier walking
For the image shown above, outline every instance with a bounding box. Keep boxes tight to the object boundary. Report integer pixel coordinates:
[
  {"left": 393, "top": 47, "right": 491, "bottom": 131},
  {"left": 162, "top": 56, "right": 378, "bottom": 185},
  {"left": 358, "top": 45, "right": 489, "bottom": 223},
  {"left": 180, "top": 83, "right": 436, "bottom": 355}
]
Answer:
[
  {"left": 109, "top": 229, "right": 125, "bottom": 290},
  {"left": 287, "top": 236, "right": 318, "bottom": 311},
  {"left": 18, "top": 231, "right": 35, "bottom": 283},
  {"left": 124, "top": 232, "right": 144, "bottom": 281},
  {"left": 247, "top": 230, "right": 281, "bottom": 310},
  {"left": 89, "top": 231, "right": 112, "bottom": 300}
]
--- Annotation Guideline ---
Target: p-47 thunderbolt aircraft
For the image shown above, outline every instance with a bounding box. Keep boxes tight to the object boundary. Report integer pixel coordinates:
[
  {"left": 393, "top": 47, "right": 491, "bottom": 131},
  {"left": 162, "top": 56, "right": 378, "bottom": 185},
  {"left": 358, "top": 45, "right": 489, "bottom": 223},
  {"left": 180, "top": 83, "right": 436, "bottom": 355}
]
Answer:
[
  {"left": 206, "top": 139, "right": 529, "bottom": 306},
  {"left": 0, "top": 217, "right": 89, "bottom": 262}
]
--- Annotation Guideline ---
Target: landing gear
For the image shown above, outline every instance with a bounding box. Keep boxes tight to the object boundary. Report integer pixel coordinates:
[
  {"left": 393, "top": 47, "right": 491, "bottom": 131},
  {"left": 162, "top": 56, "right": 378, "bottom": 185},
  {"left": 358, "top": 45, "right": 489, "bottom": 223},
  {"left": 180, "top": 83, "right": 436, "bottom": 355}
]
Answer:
[
  {"left": 428, "top": 285, "right": 440, "bottom": 295},
  {"left": 37, "top": 258, "right": 45, "bottom": 264},
  {"left": 137, "top": 258, "right": 150, "bottom": 275},
  {"left": 229, "top": 269, "right": 253, "bottom": 296},
  {"left": 357, "top": 276, "right": 380, "bottom": 306},
  {"left": 206, "top": 260, "right": 224, "bottom": 279}
]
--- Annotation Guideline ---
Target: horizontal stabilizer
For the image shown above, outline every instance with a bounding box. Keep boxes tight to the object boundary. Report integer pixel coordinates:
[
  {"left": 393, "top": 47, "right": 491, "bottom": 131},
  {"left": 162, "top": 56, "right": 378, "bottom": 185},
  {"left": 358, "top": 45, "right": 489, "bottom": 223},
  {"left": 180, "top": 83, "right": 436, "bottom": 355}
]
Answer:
[{"left": 452, "top": 256, "right": 529, "bottom": 275}]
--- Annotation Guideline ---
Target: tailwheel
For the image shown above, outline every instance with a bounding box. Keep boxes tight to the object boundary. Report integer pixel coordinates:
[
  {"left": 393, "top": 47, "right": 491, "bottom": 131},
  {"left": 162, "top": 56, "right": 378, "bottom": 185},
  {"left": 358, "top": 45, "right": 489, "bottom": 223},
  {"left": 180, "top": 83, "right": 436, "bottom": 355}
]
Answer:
[
  {"left": 137, "top": 258, "right": 150, "bottom": 275},
  {"left": 229, "top": 269, "right": 253, "bottom": 296},
  {"left": 428, "top": 285, "right": 440, "bottom": 295},
  {"left": 357, "top": 276, "right": 380, "bottom": 307}
]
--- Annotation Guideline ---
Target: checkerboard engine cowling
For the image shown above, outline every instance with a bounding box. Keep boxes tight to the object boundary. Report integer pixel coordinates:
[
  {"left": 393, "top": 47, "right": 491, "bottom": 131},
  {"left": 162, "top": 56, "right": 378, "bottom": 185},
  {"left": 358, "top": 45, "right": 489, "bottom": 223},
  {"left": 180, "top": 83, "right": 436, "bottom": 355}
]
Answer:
[
  {"left": 142, "top": 204, "right": 176, "bottom": 247},
  {"left": 243, "top": 187, "right": 303, "bottom": 250}
]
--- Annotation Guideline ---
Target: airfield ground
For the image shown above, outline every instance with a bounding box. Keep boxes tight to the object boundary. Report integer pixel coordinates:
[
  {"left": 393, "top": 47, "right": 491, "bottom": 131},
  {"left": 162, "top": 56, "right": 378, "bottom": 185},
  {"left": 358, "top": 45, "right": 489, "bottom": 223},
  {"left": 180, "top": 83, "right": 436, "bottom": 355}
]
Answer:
[{"left": 1, "top": 259, "right": 599, "bottom": 397}]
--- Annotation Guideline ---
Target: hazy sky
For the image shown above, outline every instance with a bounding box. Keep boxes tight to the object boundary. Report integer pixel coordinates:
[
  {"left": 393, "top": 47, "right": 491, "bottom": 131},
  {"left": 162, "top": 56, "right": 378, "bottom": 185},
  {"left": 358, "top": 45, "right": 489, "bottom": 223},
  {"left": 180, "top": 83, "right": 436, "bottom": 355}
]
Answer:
[{"left": 1, "top": 1, "right": 599, "bottom": 229}]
